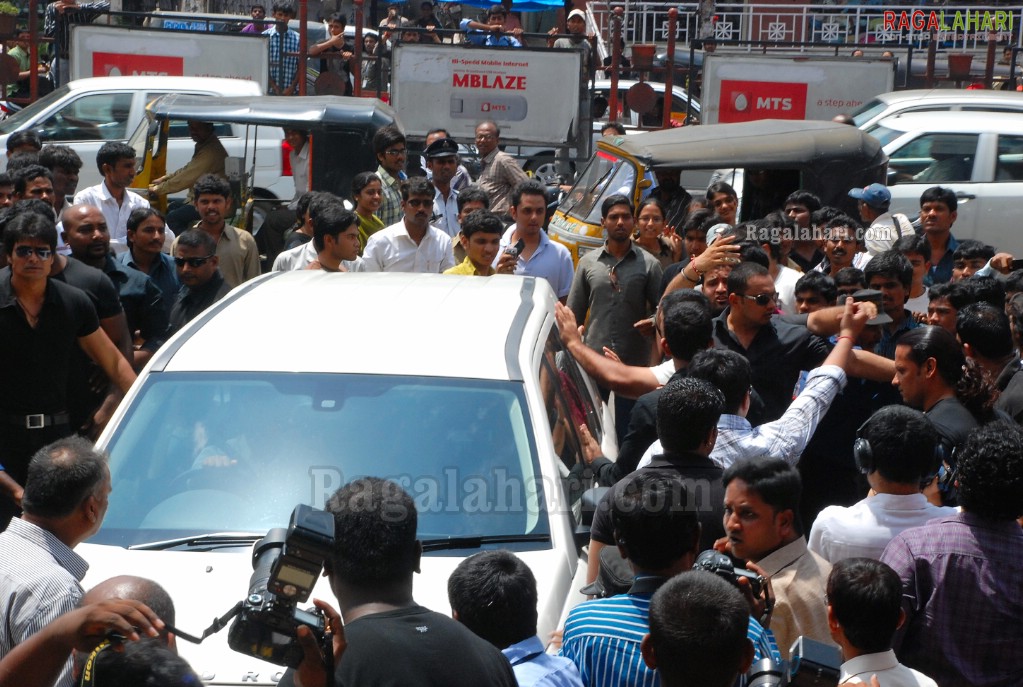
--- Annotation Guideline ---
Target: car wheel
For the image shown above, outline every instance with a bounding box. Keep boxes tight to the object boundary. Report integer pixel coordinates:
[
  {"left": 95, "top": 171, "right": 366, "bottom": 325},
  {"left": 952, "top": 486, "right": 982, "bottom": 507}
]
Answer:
[{"left": 526, "top": 155, "right": 573, "bottom": 186}]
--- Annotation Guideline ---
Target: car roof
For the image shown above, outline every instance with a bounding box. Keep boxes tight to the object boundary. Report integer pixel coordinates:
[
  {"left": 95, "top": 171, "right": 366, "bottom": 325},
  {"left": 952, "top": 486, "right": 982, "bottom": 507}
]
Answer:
[
  {"left": 67, "top": 75, "right": 263, "bottom": 94},
  {"left": 876, "top": 110, "right": 1023, "bottom": 134},
  {"left": 608, "top": 119, "right": 884, "bottom": 170},
  {"left": 151, "top": 272, "right": 551, "bottom": 380},
  {"left": 145, "top": 94, "right": 397, "bottom": 129},
  {"left": 871, "top": 88, "right": 1023, "bottom": 107}
]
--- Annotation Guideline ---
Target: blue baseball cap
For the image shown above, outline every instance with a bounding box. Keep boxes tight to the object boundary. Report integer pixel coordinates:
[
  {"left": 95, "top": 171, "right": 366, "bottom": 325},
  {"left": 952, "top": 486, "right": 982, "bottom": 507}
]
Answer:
[{"left": 848, "top": 183, "right": 891, "bottom": 210}]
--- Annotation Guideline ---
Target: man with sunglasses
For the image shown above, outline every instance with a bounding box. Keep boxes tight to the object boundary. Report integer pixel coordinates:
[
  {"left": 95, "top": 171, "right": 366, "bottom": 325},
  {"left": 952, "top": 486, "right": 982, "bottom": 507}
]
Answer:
[
  {"left": 360, "top": 177, "right": 456, "bottom": 273},
  {"left": 168, "top": 229, "right": 231, "bottom": 335},
  {"left": 0, "top": 213, "right": 135, "bottom": 531}
]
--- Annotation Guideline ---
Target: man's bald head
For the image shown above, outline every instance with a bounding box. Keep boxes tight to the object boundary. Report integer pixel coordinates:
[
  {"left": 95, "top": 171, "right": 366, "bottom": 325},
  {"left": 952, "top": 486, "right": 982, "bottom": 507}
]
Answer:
[
  {"left": 61, "top": 203, "right": 105, "bottom": 230},
  {"left": 83, "top": 575, "right": 176, "bottom": 628}
]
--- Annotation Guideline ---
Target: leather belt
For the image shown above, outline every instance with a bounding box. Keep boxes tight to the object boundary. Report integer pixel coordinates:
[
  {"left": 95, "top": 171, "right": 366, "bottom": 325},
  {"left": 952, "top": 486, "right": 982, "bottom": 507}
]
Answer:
[{"left": 7, "top": 413, "right": 70, "bottom": 429}]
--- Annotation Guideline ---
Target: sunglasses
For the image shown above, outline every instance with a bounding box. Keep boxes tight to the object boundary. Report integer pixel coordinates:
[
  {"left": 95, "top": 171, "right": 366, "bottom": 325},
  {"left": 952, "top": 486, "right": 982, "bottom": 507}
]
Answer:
[
  {"left": 405, "top": 198, "right": 432, "bottom": 208},
  {"left": 384, "top": 148, "right": 407, "bottom": 157},
  {"left": 174, "top": 254, "right": 215, "bottom": 268},
  {"left": 742, "top": 292, "right": 779, "bottom": 307},
  {"left": 13, "top": 246, "right": 52, "bottom": 259}
]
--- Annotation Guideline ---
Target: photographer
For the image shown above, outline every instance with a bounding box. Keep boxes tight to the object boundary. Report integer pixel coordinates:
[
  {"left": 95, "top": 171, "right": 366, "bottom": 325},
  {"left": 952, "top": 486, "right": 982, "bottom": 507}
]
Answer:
[
  {"left": 280, "top": 477, "right": 516, "bottom": 687},
  {"left": 827, "top": 558, "right": 938, "bottom": 686}
]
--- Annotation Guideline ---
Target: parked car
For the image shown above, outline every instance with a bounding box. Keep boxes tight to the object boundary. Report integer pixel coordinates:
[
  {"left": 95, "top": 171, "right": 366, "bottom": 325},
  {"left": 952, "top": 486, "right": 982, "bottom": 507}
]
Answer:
[
  {"left": 868, "top": 110, "right": 1023, "bottom": 256},
  {"left": 550, "top": 120, "right": 886, "bottom": 263},
  {"left": 511, "top": 79, "right": 700, "bottom": 185},
  {"left": 0, "top": 76, "right": 293, "bottom": 203},
  {"left": 851, "top": 88, "right": 1023, "bottom": 130},
  {"left": 80, "top": 272, "right": 604, "bottom": 685}
]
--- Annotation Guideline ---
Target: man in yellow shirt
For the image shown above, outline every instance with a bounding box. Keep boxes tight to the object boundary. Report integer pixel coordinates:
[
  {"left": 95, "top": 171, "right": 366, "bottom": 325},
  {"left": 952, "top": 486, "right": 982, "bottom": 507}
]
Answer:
[{"left": 444, "top": 210, "right": 516, "bottom": 276}]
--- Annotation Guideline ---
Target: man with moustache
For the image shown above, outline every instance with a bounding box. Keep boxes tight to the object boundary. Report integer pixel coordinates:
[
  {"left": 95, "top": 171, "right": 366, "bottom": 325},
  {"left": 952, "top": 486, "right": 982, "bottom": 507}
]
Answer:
[
  {"left": 172, "top": 174, "right": 260, "bottom": 288},
  {"left": 813, "top": 217, "right": 868, "bottom": 276},
  {"left": 74, "top": 142, "right": 152, "bottom": 247},
  {"left": 168, "top": 229, "right": 232, "bottom": 334},
  {"left": 567, "top": 194, "right": 662, "bottom": 367},
  {"left": 61, "top": 205, "right": 167, "bottom": 370},
  {"left": 360, "top": 177, "right": 456, "bottom": 273}
]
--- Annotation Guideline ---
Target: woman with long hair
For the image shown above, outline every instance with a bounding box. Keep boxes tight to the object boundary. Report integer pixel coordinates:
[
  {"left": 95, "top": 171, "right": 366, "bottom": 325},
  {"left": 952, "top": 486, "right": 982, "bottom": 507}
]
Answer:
[{"left": 352, "top": 171, "right": 385, "bottom": 252}]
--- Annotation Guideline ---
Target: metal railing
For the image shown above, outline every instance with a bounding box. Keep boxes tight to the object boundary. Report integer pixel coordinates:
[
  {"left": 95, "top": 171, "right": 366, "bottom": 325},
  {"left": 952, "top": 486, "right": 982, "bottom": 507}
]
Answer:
[{"left": 588, "top": 3, "right": 1023, "bottom": 52}]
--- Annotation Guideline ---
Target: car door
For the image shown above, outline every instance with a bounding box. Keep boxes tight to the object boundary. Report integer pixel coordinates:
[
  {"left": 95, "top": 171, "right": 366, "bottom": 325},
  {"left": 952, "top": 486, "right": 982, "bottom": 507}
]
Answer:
[
  {"left": 884, "top": 130, "right": 983, "bottom": 236},
  {"left": 32, "top": 89, "right": 139, "bottom": 189},
  {"left": 959, "top": 132, "right": 1023, "bottom": 255}
]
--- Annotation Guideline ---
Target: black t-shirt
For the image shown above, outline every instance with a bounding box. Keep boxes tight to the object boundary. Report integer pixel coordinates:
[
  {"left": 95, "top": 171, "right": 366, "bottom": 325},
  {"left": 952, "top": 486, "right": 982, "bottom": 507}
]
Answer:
[
  {"left": 0, "top": 273, "right": 99, "bottom": 415},
  {"left": 169, "top": 271, "right": 232, "bottom": 335},
  {"left": 53, "top": 256, "right": 124, "bottom": 319},
  {"left": 590, "top": 451, "right": 725, "bottom": 553},
  {"left": 926, "top": 396, "right": 978, "bottom": 464},
  {"left": 278, "top": 605, "right": 517, "bottom": 687}
]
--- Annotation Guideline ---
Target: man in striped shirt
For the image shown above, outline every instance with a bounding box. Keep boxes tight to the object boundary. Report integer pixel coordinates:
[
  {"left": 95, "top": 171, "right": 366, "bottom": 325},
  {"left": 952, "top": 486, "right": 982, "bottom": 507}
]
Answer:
[
  {"left": 561, "top": 471, "right": 700, "bottom": 687},
  {"left": 0, "top": 436, "right": 111, "bottom": 687}
]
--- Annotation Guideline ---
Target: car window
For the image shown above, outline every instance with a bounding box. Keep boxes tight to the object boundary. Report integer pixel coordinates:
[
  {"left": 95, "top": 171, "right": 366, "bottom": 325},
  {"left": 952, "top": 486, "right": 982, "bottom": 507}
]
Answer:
[
  {"left": 888, "top": 133, "right": 978, "bottom": 185},
  {"left": 849, "top": 98, "right": 887, "bottom": 127},
  {"left": 539, "top": 329, "right": 601, "bottom": 509},
  {"left": 36, "top": 92, "right": 133, "bottom": 142},
  {"left": 995, "top": 135, "right": 1023, "bottom": 181},
  {"left": 95, "top": 372, "right": 550, "bottom": 548},
  {"left": 145, "top": 93, "right": 233, "bottom": 139}
]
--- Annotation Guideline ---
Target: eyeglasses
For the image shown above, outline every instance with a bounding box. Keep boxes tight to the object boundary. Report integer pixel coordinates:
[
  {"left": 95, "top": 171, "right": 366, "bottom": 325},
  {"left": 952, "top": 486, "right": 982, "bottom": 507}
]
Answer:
[
  {"left": 384, "top": 148, "right": 407, "bottom": 157},
  {"left": 742, "top": 292, "right": 779, "bottom": 307},
  {"left": 475, "top": 133, "right": 496, "bottom": 141},
  {"left": 405, "top": 198, "right": 432, "bottom": 208},
  {"left": 13, "top": 246, "right": 52, "bottom": 259},
  {"left": 173, "top": 254, "right": 215, "bottom": 268}
]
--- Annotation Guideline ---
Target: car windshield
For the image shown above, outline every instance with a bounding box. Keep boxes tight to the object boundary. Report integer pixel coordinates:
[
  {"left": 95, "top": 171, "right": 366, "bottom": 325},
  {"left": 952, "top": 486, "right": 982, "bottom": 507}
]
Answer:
[
  {"left": 850, "top": 98, "right": 888, "bottom": 128},
  {"left": 93, "top": 372, "right": 550, "bottom": 550},
  {"left": 563, "top": 150, "right": 636, "bottom": 224},
  {"left": 0, "top": 85, "right": 72, "bottom": 134}
]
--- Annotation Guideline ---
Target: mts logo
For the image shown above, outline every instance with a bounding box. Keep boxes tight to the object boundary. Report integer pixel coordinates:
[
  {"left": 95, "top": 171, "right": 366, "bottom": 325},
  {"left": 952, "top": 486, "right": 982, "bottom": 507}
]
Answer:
[{"left": 720, "top": 80, "right": 807, "bottom": 123}]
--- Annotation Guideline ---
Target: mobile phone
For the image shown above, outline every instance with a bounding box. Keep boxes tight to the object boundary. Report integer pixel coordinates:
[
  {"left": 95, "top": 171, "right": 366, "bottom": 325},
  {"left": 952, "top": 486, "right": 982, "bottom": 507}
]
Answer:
[{"left": 505, "top": 238, "right": 526, "bottom": 257}]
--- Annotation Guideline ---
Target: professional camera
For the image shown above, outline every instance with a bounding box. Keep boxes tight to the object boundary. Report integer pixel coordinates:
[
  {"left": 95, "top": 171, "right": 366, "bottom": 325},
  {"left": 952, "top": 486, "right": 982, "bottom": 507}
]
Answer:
[
  {"left": 692, "top": 549, "right": 765, "bottom": 598},
  {"left": 747, "top": 636, "right": 841, "bottom": 687},
  {"left": 227, "top": 504, "right": 336, "bottom": 667}
]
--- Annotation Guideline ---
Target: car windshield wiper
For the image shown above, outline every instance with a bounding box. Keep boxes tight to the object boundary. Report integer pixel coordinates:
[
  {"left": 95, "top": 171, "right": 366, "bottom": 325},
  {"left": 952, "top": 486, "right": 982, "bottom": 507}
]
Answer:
[
  {"left": 420, "top": 534, "right": 551, "bottom": 552},
  {"left": 127, "top": 532, "right": 263, "bottom": 551}
]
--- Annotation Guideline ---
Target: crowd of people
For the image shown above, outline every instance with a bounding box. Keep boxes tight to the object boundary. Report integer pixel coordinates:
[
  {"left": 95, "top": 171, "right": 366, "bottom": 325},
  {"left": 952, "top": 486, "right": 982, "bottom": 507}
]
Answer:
[{"left": 0, "top": 83, "right": 1022, "bottom": 685}]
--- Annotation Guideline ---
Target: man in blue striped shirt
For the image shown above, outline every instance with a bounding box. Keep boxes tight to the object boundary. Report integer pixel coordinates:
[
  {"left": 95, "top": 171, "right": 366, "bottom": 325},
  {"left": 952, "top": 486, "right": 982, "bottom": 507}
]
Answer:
[{"left": 561, "top": 470, "right": 701, "bottom": 687}]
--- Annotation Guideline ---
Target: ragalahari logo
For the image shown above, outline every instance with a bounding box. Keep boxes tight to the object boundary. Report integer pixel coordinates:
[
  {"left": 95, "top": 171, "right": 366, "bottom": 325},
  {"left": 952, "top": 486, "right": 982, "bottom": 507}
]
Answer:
[{"left": 882, "top": 10, "right": 1013, "bottom": 34}]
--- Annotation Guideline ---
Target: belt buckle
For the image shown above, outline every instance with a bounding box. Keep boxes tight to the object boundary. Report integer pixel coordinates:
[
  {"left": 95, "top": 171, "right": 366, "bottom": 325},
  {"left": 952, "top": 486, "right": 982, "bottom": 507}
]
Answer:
[{"left": 25, "top": 414, "right": 45, "bottom": 429}]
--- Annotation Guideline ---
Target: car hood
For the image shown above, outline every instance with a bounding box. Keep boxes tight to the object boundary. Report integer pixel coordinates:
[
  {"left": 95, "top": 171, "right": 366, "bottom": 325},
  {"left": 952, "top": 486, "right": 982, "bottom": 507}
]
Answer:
[{"left": 78, "top": 543, "right": 574, "bottom": 685}]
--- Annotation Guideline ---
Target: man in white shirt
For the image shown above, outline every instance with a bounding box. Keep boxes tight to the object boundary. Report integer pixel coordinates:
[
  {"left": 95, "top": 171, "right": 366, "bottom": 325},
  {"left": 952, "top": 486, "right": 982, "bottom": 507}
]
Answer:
[
  {"left": 809, "top": 405, "right": 955, "bottom": 563},
  {"left": 827, "top": 558, "right": 938, "bottom": 687},
  {"left": 73, "top": 142, "right": 151, "bottom": 248},
  {"left": 494, "top": 180, "right": 573, "bottom": 301},
  {"left": 424, "top": 137, "right": 460, "bottom": 238},
  {"left": 850, "top": 183, "right": 914, "bottom": 258},
  {"left": 360, "top": 177, "right": 455, "bottom": 273}
]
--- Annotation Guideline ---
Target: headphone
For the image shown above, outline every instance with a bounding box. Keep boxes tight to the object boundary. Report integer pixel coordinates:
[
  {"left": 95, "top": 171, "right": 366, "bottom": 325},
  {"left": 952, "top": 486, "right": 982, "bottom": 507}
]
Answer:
[{"left": 853, "top": 415, "right": 948, "bottom": 489}]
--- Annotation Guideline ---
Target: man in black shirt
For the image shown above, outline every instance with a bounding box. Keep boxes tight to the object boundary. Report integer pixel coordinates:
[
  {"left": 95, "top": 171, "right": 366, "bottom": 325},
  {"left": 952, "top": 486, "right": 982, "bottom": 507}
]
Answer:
[
  {"left": 168, "top": 229, "right": 231, "bottom": 335},
  {"left": 281, "top": 477, "right": 517, "bottom": 687},
  {"left": 62, "top": 204, "right": 167, "bottom": 370},
  {"left": 0, "top": 212, "right": 134, "bottom": 529},
  {"left": 586, "top": 377, "right": 726, "bottom": 589}
]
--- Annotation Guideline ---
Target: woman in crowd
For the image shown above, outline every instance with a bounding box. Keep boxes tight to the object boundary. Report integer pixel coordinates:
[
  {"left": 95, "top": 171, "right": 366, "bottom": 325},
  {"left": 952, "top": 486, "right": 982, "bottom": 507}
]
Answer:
[
  {"left": 352, "top": 171, "right": 385, "bottom": 252},
  {"left": 633, "top": 197, "right": 682, "bottom": 269}
]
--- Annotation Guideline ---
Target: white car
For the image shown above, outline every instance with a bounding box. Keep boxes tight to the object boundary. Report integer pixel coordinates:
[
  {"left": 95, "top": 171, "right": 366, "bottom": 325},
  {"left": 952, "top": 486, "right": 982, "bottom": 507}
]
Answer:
[
  {"left": 81, "top": 272, "right": 604, "bottom": 685},
  {"left": 0, "top": 76, "right": 294, "bottom": 203},
  {"left": 868, "top": 110, "right": 1023, "bottom": 256},
  {"left": 851, "top": 88, "right": 1023, "bottom": 130}
]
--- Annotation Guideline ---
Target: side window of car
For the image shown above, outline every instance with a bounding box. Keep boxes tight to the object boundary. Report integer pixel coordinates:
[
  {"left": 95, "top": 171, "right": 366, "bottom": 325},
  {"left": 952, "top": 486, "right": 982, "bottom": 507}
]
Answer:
[
  {"left": 995, "top": 135, "right": 1023, "bottom": 182},
  {"left": 145, "top": 93, "right": 234, "bottom": 139},
  {"left": 37, "top": 92, "right": 133, "bottom": 142},
  {"left": 889, "top": 133, "right": 978, "bottom": 185}
]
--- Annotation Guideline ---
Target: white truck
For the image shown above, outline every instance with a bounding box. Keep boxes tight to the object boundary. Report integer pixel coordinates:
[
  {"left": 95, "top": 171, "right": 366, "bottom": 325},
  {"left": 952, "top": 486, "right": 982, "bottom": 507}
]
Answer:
[{"left": 0, "top": 76, "right": 293, "bottom": 204}]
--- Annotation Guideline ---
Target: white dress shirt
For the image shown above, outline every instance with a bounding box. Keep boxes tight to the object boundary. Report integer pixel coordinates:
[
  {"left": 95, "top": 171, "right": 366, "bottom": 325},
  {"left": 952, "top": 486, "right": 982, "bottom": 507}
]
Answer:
[
  {"left": 808, "top": 492, "right": 957, "bottom": 563},
  {"left": 840, "top": 650, "right": 938, "bottom": 686},
  {"left": 73, "top": 181, "right": 151, "bottom": 245},
  {"left": 358, "top": 220, "right": 456, "bottom": 273},
  {"left": 432, "top": 185, "right": 460, "bottom": 238}
]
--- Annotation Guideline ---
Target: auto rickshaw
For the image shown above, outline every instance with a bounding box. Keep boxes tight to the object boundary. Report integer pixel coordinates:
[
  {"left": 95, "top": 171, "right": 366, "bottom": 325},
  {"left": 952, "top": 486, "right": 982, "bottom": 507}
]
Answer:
[
  {"left": 548, "top": 119, "right": 888, "bottom": 263},
  {"left": 130, "top": 94, "right": 399, "bottom": 266}
]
